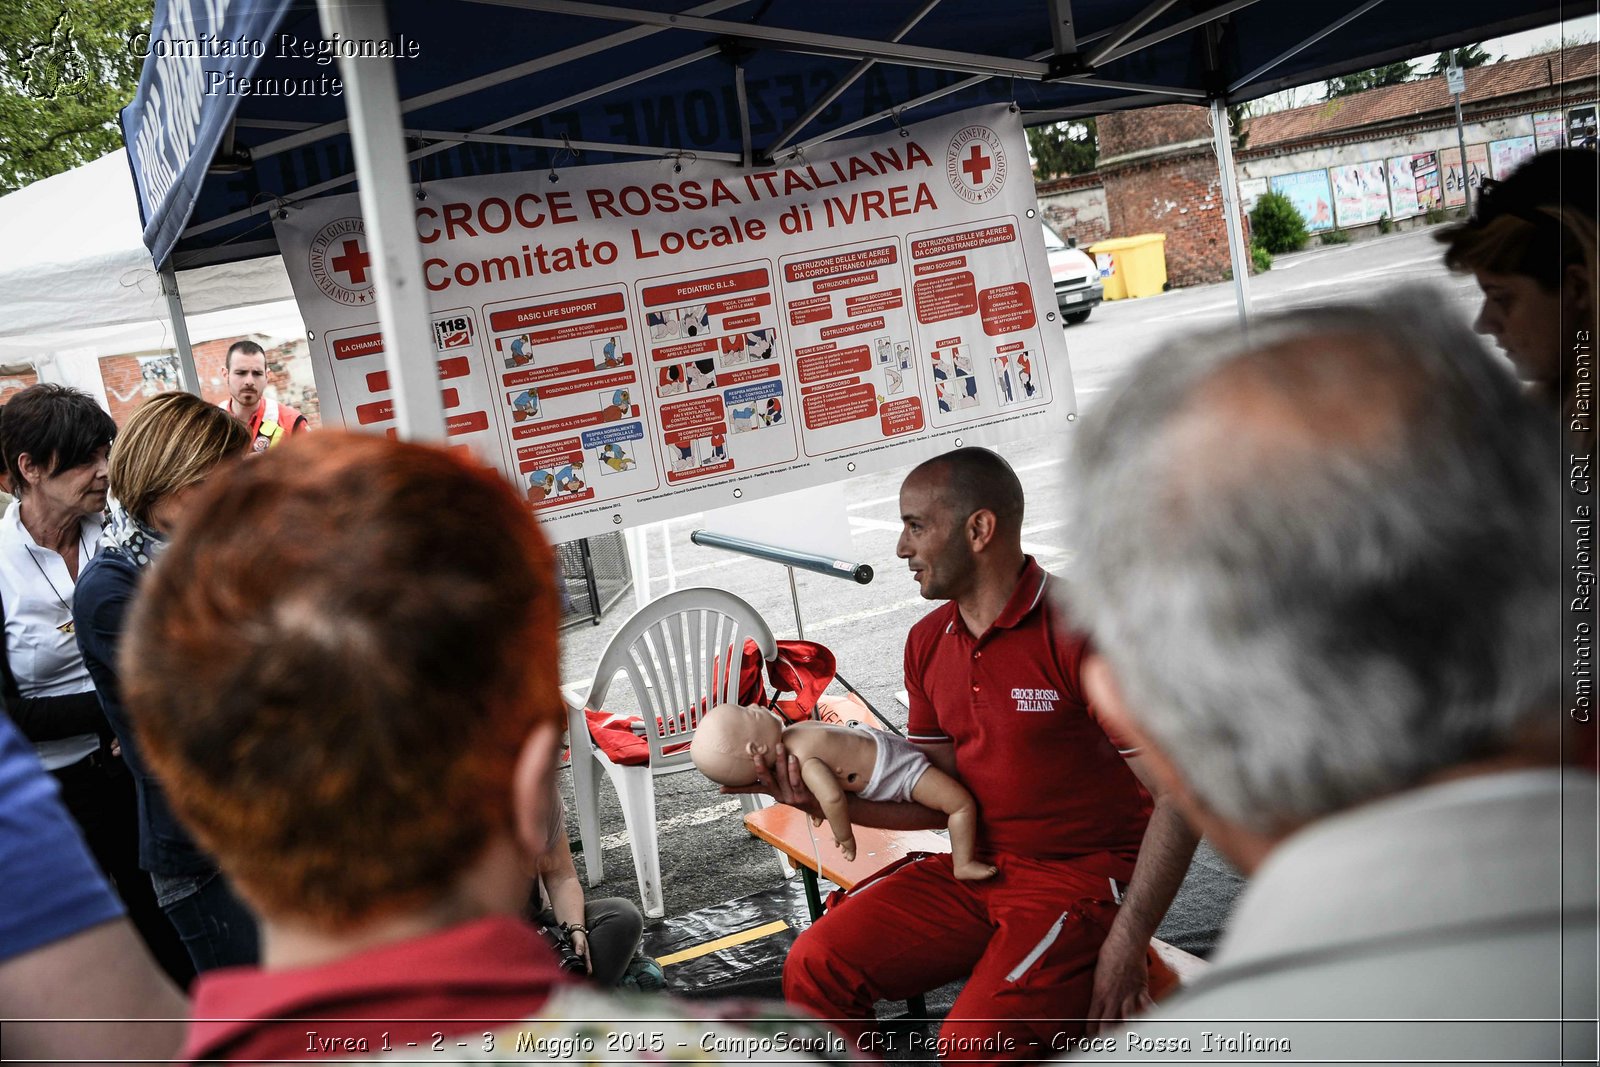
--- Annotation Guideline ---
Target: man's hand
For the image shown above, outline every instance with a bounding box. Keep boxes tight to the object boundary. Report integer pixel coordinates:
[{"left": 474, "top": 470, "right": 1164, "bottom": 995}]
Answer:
[
  {"left": 717, "top": 739, "right": 822, "bottom": 818},
  {"left": 570, "top": 929, "right": 593, "bottom": 976},
  {"left": 1087, "top": 936, "right": 1153, "bottom": 1035}
]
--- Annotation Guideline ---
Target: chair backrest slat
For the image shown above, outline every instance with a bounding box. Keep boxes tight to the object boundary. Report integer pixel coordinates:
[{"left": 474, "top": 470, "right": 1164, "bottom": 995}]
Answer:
[{"left": 580, "top": 588, "right": 778, "bottom": 772}]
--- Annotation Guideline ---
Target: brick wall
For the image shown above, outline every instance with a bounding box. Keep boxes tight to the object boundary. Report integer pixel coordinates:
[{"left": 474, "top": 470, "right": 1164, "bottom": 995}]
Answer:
[
  {"left": 0, "top": 368, "right": 38, "bottom": 405},
  {"left": 94, "top": 335, "right": 321, "bottom": 429},
  {"left": 1099, "top": 105, "right": 1213, "bottom": 158},
  {"left": 1036, "top": 175, "right": 1112, "bottom": 246},
  {"left": 1097, "top": 106, "right": 1239, "bottom": 288},
  {"left": 98, "top": 355, "right": 147, "bottom": 425}
]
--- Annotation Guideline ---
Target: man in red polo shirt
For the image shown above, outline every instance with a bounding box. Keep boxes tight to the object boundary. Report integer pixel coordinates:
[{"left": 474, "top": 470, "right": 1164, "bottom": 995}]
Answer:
[
  {"left": 220, "top": 341, "right": 309, "bottom": 452},
  {"left": 766, "top": 447, "right": 1198, "bottom": 1056}
]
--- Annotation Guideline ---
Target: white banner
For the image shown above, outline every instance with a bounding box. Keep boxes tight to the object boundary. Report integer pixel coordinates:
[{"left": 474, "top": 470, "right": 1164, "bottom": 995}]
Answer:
[{"left": 274, "top": 105, "right": 1071, "bottom": 542}]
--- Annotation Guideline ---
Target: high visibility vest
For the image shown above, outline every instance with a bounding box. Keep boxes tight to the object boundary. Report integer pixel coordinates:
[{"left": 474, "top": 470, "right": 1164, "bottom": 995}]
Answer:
[
  {"left": 223, "top": 398, "right": 299, "bottom": 452},
  {"left": 252, "top": 398, "right": 287, "bottom": 452}
]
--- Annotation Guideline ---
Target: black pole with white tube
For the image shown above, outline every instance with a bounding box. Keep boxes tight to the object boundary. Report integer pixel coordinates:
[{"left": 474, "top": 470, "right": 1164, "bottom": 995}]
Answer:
[{"left": 690, "top": 530, "right": 874, "bottom": 585}]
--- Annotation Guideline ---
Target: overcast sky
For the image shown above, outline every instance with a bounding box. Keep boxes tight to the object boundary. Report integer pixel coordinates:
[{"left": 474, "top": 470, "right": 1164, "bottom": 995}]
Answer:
[{"left": 1475, "top": 14, "right": 1596, "bottom": 60}]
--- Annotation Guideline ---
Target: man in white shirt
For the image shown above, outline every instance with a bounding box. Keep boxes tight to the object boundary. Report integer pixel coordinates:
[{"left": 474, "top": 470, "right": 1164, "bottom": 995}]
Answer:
[{"left": 1061, "top": 296, "right": 1597, "bottom": 1063}]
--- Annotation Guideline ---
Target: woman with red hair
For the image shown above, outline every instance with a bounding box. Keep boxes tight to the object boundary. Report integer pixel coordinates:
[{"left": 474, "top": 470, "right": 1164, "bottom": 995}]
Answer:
[{"left": 120, "top": 433, "right": 845, "bottom": 1061}]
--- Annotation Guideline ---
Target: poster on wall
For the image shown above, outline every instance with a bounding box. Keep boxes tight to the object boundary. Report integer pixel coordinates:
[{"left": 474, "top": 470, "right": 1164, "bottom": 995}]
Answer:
[
  {"left": 1533, "top": 111, "right": 1567, "bottom": 151},
  {"left": 1489, "top": 136, "right": 1537, "bottom": 179},
  {"left": 1411, "top": 152, "right": 1442, "bottom": 211},
  {"left": 1386, "top": 155, "right": 1422, "bottom": 218},
  {"left": 1330, "top": 161, "right": 1390, "bottom": 227},
  {"left": 1238, "top": 177, "right": 1268, "bottom": 214},
  {"left": 1269, "top": 169, "right": 1335, "bottom": 232},
  {"left": 1571, "top": 106, "right": 1598, "bottom": 150},
  {"left": 274, "top": 105, "right": 1069, "bottom": 543},
  {"left": 1439, "top": 144, "right": 1490, "bottom": 208}
]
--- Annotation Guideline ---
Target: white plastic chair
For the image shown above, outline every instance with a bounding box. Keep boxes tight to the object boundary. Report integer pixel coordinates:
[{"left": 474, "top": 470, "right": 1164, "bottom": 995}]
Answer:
[{"left": 565, "top": 587, "right": 778, "bottom": 918}]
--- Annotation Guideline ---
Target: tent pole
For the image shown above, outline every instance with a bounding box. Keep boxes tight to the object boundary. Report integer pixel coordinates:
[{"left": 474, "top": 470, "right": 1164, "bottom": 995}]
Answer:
[
  {"left": 158, "top": 265, "right": 202, "bottom": 395},
  {"left": 1209, "top": 96, "right": 1252, "bottom": 330},
  {"left": 735, "top": 66, "right": 753, "bottom": 168},
  {"left": 625, "top": 525, "right": 652, "bottom": 611},
  {"left": 316, "top": 0, "right": 446, "bottom": 442}
]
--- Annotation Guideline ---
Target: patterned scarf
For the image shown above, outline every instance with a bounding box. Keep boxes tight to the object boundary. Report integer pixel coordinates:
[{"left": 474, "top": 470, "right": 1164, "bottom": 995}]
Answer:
[{"left": 101, "top": 499, "right": 166, "bottom": 569}]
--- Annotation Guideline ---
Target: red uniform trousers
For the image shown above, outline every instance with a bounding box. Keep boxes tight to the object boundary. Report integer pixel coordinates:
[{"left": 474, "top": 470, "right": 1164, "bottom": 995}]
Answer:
[{"left": 784, "top": 851, "right": 1128, "bottom": 1062}]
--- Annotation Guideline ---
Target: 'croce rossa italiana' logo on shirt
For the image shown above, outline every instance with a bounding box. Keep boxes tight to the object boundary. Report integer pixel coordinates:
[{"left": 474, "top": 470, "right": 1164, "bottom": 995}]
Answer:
[{"left": 1011, "top": 687, "right": 1059, "bottom": 713}]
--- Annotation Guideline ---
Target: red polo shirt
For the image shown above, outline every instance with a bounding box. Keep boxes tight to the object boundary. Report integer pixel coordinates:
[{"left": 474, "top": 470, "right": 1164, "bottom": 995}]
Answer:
[
  {"left": 905, "top": 558, "right": 1150, "bottom": 870},
  {"left": 183, "top": 916, "right": 573, "bottom": 1061}
]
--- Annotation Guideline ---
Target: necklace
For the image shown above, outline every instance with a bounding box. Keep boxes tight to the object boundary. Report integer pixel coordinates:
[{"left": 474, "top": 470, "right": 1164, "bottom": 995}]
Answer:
[{"left": 25, "top": 544, "right": 76, "bottom": 635}]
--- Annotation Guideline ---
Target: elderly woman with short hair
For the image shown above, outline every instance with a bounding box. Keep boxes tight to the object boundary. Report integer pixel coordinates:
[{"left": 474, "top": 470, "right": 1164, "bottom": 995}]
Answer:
[
  {"left": 74, "top": 390, "right": 258, "bottom": 973},
  {"left": 0, "top": 384, "right": 189, "bottom": 983}
]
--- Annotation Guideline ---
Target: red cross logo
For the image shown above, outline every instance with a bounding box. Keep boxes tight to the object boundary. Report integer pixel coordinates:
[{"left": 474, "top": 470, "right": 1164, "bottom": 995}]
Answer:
[
  {"left": 330, "top": 240, "right": 371, "bottom": 285},
  {"left": 962, "top": 145, "right": 993, "bottom": 186}
]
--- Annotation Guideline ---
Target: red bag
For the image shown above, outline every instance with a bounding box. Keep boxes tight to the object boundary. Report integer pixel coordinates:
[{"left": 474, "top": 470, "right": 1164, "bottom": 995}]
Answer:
[
  {"left": 584, "top": 708, "right": 694, "bottom": 766},
  {"left": 726, "top": 639, "right": 836, "bottom": 724},
  {"left": 584, "top": 708, "right": 650, "bottom": 766}
]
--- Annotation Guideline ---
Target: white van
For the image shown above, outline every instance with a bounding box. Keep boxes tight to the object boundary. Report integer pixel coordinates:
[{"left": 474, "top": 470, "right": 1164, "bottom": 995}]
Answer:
[{"left": 1040, "top": 222, "right": 1104, "bottom": 325}]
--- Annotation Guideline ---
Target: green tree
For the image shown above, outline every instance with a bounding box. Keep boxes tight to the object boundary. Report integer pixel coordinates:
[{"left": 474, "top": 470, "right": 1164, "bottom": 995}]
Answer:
[
  {"left": 1425, "top": 44, "right": 1496, "bottom": 77},
  {"left": 1250, "top": 190, "right": 1309, "bottom": 254},
  {"left": 1027, "top": 119, "right": 1097, "bottom": 180},
  {"left": 0, "top": 0, "right": 152, "bottom": 195},
  {"left": 1323, "top": 61, "right": 1414, "bottom": 99}
]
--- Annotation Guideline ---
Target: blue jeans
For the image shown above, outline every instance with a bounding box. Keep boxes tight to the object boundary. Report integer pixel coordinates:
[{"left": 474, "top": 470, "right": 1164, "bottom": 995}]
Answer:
[{"left": 152, "top": 869, "right": 260, "bottom": 972}]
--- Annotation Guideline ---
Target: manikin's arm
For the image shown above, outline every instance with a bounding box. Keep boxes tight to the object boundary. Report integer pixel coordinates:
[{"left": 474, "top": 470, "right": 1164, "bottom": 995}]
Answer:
[
  {"left": 908, "top": 765, "right": 996, "bottom": 880},
  {"left": 725, "top": 740, "right": 959, "bottom": 831},
  {"left": 798, "top": 758, "right": 855, "bottom": 858}
]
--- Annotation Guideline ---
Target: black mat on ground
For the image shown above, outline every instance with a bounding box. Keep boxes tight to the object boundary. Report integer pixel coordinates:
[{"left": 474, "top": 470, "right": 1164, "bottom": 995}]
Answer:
[{"left": 644, "top": 881, "right": 813, "bottom": 999}]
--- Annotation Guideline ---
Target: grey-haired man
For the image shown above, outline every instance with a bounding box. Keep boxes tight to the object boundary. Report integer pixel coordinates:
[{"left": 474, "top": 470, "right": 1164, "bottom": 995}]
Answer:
[{"left": 1062, "top": 295, "right": 1596, "bottom": 1062}]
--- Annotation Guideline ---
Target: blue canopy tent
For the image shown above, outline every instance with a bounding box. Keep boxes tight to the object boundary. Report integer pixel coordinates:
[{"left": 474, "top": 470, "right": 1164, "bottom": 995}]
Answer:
[{"left": 122, "top": 0, "right": 1564, "bottom": 437}]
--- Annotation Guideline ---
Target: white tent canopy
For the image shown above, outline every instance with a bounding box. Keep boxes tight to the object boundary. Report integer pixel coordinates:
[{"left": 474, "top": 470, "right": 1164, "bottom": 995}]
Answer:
[{"left": 0, "top": 149, "right": 300, "bottom": 370}]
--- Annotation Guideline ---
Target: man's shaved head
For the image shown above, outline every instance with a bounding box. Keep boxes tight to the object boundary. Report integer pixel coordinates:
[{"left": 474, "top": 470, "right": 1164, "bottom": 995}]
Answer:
[{"left": 907, "top": 447, "right": 1024, "bottom": 530}]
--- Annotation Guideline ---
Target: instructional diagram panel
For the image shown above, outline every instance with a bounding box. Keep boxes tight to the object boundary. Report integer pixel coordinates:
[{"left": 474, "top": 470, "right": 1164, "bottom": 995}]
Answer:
[
  {"left": 776, "top": 238, "right": 925, "bottom": 457},
  {"left": 636, "top": 261, "right": 798, "bottom": 483},
  {"left": 481, "top": 286, "right": 659, "bottom": 512}
]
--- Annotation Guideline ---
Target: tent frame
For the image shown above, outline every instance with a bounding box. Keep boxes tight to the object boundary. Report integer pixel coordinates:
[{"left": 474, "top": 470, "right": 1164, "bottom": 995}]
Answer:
[{"left": 153, "top": 0, "right": 1497, "bottom": 435}]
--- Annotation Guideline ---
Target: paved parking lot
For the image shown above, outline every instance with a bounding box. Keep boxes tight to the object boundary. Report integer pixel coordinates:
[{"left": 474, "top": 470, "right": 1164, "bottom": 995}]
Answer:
[{"left": 555, "top": 224, "right": 1488, "bottom": 951}]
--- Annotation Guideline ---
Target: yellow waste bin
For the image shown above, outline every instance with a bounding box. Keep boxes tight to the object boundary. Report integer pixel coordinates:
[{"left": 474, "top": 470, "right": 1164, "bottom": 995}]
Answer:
[{"left": 1087, "top": 234, "right": 1168, "bottom": 300}]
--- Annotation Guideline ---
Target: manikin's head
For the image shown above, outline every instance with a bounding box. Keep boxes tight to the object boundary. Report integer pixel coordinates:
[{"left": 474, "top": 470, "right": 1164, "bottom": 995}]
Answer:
[{"left": 690, "top": 703, "right": 785, "bottom": 786}]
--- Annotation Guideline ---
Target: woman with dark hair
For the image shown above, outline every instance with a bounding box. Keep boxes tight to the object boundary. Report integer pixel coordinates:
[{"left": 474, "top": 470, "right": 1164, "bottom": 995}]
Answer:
[
  {"left": 1439, "top": 148, "right": 1599, "bottom": 776},
  {"left": 74, "top": 391, "right": 258, "bottom": 973},
  {"left": 1436, "top": 148, "right": 1597, "bottom": 437},
  {"left": 0, "top": 383, "right": 190, "bottom": 984}
]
